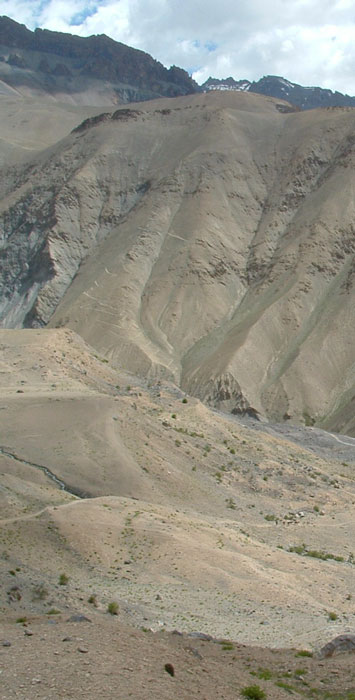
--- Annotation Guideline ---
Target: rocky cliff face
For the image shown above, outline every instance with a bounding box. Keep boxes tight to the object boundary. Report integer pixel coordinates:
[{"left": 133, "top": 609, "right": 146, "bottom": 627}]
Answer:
[
  {"left": 0, "top": 15, "right": 199, "bottom": 104},
  {"left": 2, "top": 90, "right": 355, "bottom": 433}
]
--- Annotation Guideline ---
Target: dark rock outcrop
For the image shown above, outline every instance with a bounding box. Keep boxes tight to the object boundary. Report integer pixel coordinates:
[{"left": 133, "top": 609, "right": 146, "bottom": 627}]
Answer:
[{"left": 318, "top": 634, "right": 355, "bottom": 658}]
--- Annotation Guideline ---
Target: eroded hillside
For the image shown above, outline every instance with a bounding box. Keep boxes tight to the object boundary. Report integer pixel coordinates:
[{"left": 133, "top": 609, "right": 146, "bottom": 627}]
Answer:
[{"left": 2, "top": 91, "right": 355, "bottom": 431}]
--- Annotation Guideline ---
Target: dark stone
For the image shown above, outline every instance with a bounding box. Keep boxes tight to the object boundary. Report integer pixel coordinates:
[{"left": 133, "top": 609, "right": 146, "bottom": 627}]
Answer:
[
  {"left": 318, "top": 634, "right": 355, "bottom": 658},
  {"left": 188, "top": 632, "right": 214, "bottom": 641},
  {"left": 67, "top": 614, "right": 91, "bottom": 623}
]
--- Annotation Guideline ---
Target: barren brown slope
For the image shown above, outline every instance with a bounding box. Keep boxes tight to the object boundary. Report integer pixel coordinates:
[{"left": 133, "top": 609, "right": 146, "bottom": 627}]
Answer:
[
  {"left": 2, "top": 91, "right": 355, "bottom": 431},
  {"left": 0, "top": 96, "right": 114, "bottom": 165},
  {"left": 2, "top": 616, "right": 355, "bottom": 700}
]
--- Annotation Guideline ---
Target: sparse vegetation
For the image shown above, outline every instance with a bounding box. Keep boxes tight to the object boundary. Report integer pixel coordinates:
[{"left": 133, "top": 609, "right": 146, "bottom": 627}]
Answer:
[
  {"left": 294, "top": 668, "right": 306, "bottom": 677},
  {"left": 303, "top": 411, "right": 315, "bottom": 427},
  {"left": 275, "top": 680, "right": 295, "bottom": 692},
  {"left": 219, "top": 640, "right": 235, "bottom": 650},
  {"left": 328, "top": 611, "right": 338, "bottom": 621},
  {"left": 107, "top": 601, "right": 119, "bottom": 615},
  {"left": 251, "top": 668, "right": 272, "bottom": 680},
  {"left": 241, "top": 684, "right": 266, "bottom": 699},
  {"left": 58, "top": 572, "right": 69, "bottom": 585},
  {"left": 289, "top": 544, "right": 345, "bottom": 562},
  {"left": 295, "top": 649, "right": 313, "bottom": 658}
]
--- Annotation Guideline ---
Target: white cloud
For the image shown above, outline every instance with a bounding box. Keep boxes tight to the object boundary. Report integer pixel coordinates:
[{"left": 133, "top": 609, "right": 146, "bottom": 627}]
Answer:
[{"left": 2, "top": 0, "right": 355, "bottom": 93}]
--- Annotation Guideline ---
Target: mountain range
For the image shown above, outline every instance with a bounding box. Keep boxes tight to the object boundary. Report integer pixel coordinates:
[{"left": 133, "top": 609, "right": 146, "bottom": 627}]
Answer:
[
  {"left": 1, "top": 16, "right": 355, "bottom": 111},
  {"left": 202, "top": 75, "right": 355, "bottom": 110}
]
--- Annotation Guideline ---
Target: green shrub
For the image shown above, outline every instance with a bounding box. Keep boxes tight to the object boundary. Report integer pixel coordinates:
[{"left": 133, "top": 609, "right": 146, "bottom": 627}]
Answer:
[
  {"left": 107, "top": 601, "right": 119, "bottom": 615},
  {"left": 289, "top": 544, "right": 306, "bottom": 555},
  {"left": 255, "top": 669, "right": 272, "bottom": 680},
  {"left": 294, "top": 668, "right": 306, "bottom": 677},
  {"left": 275, "top": 680, "right": 295, "bottom": 692},
  {"left": 241, "top": 685, "right": 266, "bottom": 699},
  {"left": 219, "top": 640, "right": 234, "bottom": 650},
  {"left": 59, "top": 573, "right": 69, "bottom": 585},
  {"left": 295, "top": 650, "right": 313, "bottom": 658}
]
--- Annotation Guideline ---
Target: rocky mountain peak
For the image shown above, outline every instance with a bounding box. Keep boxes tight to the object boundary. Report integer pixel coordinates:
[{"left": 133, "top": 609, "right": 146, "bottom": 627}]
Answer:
[{"left": 202, "top": 73, "right": 355, "bottom": 110}]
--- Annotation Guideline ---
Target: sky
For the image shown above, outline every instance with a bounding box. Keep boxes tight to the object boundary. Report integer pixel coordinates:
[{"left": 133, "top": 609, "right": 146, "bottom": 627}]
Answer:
[{"left": 2, "top": 0, "right": 355, "bottom": 93}]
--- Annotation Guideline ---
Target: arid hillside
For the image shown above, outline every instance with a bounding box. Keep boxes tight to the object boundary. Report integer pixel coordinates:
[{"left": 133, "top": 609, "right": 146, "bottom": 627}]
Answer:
[
  {"left": 2, "top": 90, "right": 355, "bottom": 431},
  {"left": 1, "top": 328, "right": 355, "bottom": 656}
]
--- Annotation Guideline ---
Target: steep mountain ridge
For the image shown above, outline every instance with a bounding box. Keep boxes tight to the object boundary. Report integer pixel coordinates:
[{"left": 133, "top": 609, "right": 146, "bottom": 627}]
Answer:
[
  {"left": 2, "top": 90, "right": 355, "bottom": 432},
  {"left": 0, "top": 15, "right": 198, "bottom": 105},
  {"left": 1, "top": 17, "right": 353, "bottom": 111}
]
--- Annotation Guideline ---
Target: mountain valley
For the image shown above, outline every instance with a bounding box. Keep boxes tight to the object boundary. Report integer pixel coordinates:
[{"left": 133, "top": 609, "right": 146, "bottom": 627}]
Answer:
[{"left": 1, "top": 19, "right": 355, "bottom": 699}]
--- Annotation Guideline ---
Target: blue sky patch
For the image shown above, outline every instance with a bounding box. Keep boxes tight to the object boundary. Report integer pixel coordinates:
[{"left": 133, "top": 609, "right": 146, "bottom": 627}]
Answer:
[
  {"left": 70, "top": 5, "right": 99, "bottom": 27},
  {"left": 205, "top": 40, "right": 218, "bottom": 52}
]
